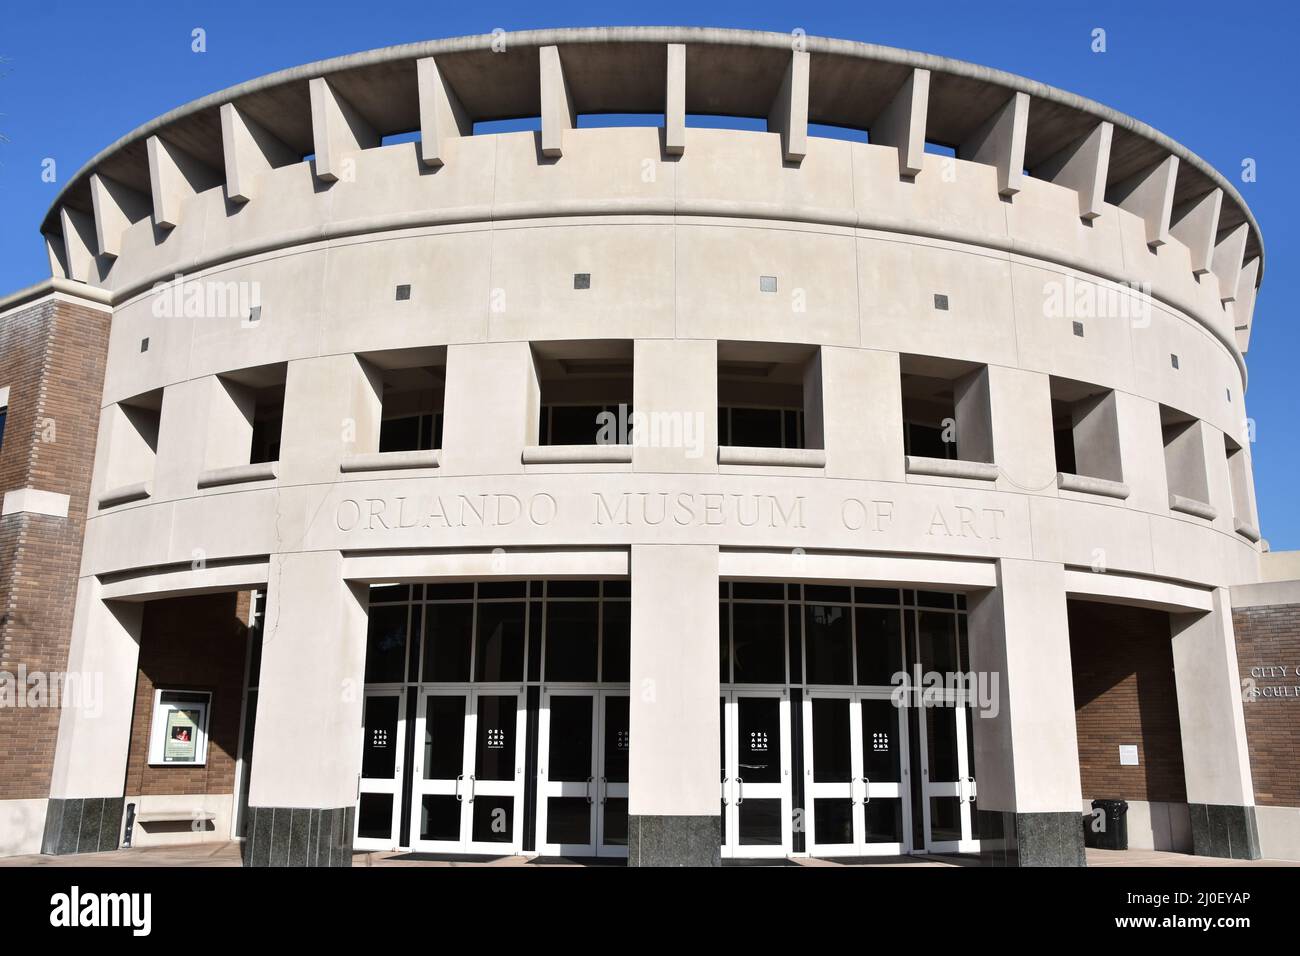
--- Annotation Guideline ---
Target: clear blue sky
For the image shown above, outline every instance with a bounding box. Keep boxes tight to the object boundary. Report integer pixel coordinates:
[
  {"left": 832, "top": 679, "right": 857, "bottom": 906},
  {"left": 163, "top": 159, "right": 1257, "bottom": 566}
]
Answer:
[{"left": 2, "top": 0, "right": 1295, "bottom": 547}]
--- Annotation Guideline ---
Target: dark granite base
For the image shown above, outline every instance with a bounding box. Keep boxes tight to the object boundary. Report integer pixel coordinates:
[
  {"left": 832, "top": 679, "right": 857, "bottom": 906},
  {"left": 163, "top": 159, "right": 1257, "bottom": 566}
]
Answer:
[
  {"left": 627, "top": 814, "right": 721, "bottom": 867},
  {"left": 41, "top": 797, "right": 123, "bottom": 855},
  {"left": 241, "top": 806, "right": 354, "bottom": 867},
  {"left": 1188, "top": 804, "right": 1260, "bottom": 860},
  {"left": 977, "top": 810, "right": 1086, "bottom": 867}
]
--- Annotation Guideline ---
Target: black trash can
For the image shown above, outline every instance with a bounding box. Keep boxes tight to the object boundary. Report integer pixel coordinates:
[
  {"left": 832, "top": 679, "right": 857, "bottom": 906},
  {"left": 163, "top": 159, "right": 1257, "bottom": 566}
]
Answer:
[{"left": 1086, "top": 798, "right": 1129, "bottom": 850}]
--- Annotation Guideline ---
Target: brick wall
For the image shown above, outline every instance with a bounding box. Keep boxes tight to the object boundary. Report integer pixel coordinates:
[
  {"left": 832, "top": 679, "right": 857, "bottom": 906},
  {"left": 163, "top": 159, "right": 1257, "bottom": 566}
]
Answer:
[
  {"left": 1068, "top": 599, "right": 1187, "bottom": 803},
  {"left": 123, "top": 593, "right": 251, "bottom": 797},
  {"left": 1232, "top": 602, "right": 1300, "bottom": 807},
  {"left": 0, "top": 295, "right": 111, "bottom": 800}
]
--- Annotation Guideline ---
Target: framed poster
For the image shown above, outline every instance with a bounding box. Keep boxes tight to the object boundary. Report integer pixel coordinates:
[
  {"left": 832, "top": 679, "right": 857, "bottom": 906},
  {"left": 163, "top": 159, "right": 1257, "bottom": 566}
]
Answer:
[{"left": 148, "top": 689, "right": 212, "bottom": 766}]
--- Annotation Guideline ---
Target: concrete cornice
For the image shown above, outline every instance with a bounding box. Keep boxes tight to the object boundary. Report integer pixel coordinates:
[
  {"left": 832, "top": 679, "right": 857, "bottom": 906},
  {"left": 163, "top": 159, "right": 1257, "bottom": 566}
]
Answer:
[
  {"left": 0, "top": 277, "right": 114, "bottom": 317},
  {"left": 38, "top": 27, "right": 1264, "bottom": 278}
]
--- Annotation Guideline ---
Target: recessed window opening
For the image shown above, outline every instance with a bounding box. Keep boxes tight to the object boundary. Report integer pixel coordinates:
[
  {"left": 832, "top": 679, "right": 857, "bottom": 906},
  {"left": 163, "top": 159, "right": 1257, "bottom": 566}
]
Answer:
[
  {"left": 1160, "top": 404, "right": 1210, "bottom": 504},
  {"left": 1050, "top": 377, "right": 1123, "bottom": 482},
  {"left": 923, "top": 141, "right": 957, "bottom": 157},
  {"left": 365, "top": 348, "right": 447, "bottom": 453},
  {"left": 104, "top": 388, "right": 163, "bottom": 490},
  {"left": 217, "top": 363, "right": 287, "bottom": 466},
  {"left": 899, "top": 355, "right": 991, "bottom": 464},
  {"left": 717, "top": 341, "right": 822, "bottom": 450},
  {"left": 534, "top": 340, "right": 634, "bottom": 446},
  {"left": 1224, "top": 434, "right": 1252, "bottom": 524}
]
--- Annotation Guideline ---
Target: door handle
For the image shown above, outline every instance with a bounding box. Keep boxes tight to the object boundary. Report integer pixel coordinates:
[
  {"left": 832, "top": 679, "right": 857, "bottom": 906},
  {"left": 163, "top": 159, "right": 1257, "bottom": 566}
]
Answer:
[
  {"left": 850, "top": 777, "right": 858, "bottom": 806},
  {"left": 455, "top": 773, "right": 464, "bottom": 802},
  {"left": 600, "top": 776, "right": 608, "bottom": 806},
  {"left": 468, "top": 774, "right": 476, "bottom": 803},
  {"left": 586, "top": 775, "right": 594, "bottom": 805},
  {"left": 736, "top": 777, "right": 745, "bottom": 805},
  {"left": 722, "top": 776, "right": 729, "bottom": 806},
  {"left": 965, "top": 775, "right": 976, "bottom": 804},
  {"left": 862, "top": 776, "right": 871, "bottom": 805}
]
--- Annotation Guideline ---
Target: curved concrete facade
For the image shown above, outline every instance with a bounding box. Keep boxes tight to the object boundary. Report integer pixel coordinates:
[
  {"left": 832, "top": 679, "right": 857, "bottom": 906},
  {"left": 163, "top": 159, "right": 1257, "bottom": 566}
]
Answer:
[{"left": 34, "top": 29, "right": 1270, "bottom": 865}]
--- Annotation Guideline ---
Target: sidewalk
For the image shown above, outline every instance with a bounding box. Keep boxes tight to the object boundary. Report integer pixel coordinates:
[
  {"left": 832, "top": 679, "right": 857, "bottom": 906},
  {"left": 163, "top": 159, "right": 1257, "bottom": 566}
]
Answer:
[{"left": 1, "top": 843, "right": 1294, "bottom": 867}]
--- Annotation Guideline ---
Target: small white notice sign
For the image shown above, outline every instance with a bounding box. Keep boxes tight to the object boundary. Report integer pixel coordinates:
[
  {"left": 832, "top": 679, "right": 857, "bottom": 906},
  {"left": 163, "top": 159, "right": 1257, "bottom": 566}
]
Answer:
[{"left": 1119, "top": 744, "right": 1139, "bottom": 766}]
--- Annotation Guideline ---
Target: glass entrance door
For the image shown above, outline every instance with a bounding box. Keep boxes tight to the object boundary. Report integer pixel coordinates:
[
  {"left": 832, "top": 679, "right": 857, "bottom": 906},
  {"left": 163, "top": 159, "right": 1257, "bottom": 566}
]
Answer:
[
  {"left": 410, "top": 687, "right": 526, "bottom": 854},
  {"left": 917, "top": 701, "right": 978, "bottom": 853},
  {"left": 721, "top": 690, "right": 791, "bottom": 859},
  {"left": 803, "top": 691, "right": 909, "bottom": 856},
  {"left": 537, "top": 689, "right": 629, "bottom": 857},
  {"left": 355, "top": 690, "right": 405, "bottom": 851}
]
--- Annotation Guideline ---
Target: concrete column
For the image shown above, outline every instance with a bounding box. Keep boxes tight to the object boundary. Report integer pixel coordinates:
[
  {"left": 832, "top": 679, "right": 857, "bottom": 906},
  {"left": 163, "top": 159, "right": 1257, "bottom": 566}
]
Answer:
[
  {"left": 627, "top": 544, "right": 720, "bottom": 866},
  {"left": 664, "top": 44, "right": 686, "bottom": 156},
  {"left": 278, "top": 354, "right": 382, "bottom": 485},
  {"left": 767, "top": 50, "right": 809, "bottom": 163},
  {"left": 1212, "top": 223, "right": 1249, "bottom": 305},
  {"left": 308, "top": 77, "right": 378, "bottom": 183},
  {"left": 243, "top": 550, "right": 368, "bottom": 866},
  {"left": 1034, "top": 121, "right": 1112, "bottom": 221},
  {"left": 1234, "top": 257, "right": 1260, "bottom": 352},
  {"left": 966, "top": 559, "right": 1086, "bottom": 865},
  {"left": 872, "top": 68, "right": 930, "bottom": 177},
  {"left": 985, "top": 366, "right": 1056, "bottom": 494},
  {"left": 1110, "top": 155, "right": 1177, "bottom": 248},
  {"left": 44, "top": 577, "right": 142, "bottom": 854},
  {"left": 220, "top": 102, "right": 297, "bottom": 203},
  {"left": 89, "top": 173, "right": 149, "bottom": 259},
  {"left": 632, "top": 338, "right": 716, "bottom": 473},
  {"left": 1171, "top": 589, "right": 1260, "bottom": 859},
  {"left": 154, "top": 377, "right": 220, "bottom": 499},
  {"left": 146, "top": 135, "right": 221, "bottom": 229},
  {"left": 1113, "top": 392, "right": 1167, "bottom": 514},
  {"left": 58, "top": 206, "right": 99, "bottom": 283},
  {"left": 440, "top": 341, "right": 540, "bottom": 477},
  {"left": 957, "top": 92, "right": 1029, "bottom": 197},
  {"left": 820, "top": 347, "right": 904, "bottom": 480},
  {"left": 1169, "top": 188, "right": 1222, "bottom": 277},
  {"left": 539, "top": 45, "right": 575, "bottom": 158},
  {"left": 417, "top": 57, "right": 471, "bottom": 168}
]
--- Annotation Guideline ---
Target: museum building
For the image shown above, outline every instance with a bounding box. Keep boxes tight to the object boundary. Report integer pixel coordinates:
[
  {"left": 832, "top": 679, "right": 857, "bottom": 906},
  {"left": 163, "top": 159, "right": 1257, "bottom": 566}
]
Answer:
[{"left": 2, "top": 27, "right": 1300, "bottom": 866}]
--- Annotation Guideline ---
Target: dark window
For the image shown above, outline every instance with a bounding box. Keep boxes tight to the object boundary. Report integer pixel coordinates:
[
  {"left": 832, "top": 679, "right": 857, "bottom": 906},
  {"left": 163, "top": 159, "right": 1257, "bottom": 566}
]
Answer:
[
  {"left": 805, "top": 604, "right": 852, "bottom": 685},
  {"left": 904, "top": 421, "right": 953, "bottom": 459},
  {"left": 0, "top": 405, "right": 7, "bottom": 454},
  {"left": 422, "top": 601, "right": 474, "bottom": 682},
  {"left": 731, "top": 602, "right": 786, "bottom": 684},
  {"left": 1053, "top": 426, "right": 1077, "bottom": 475},
  {"left": 540, "top": 404, "right": 625, "bottom": 446},
  {"left": 379, "top": 412, "right": 441, "bottom": 452},
  {"left": 475, "top": 602, "right": 526, "bottom": 682},
  {"left": 250, "top": 413, "right": 281, "bottom": 465},
  {"left": 544, "top": 601, "right": 599, "bottom": 682},
  {"left": 601, "top": 601, "right": 630, "bottom": 682},
  {"left": 719, "top": 406, "right": 804, "bottom": 449},
  {"left": 364, "top": 605, "right": 408, "bottom": 683}
]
